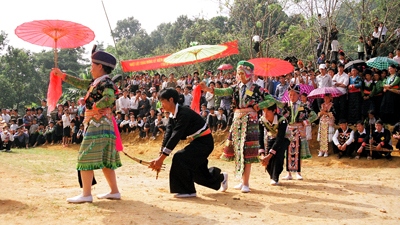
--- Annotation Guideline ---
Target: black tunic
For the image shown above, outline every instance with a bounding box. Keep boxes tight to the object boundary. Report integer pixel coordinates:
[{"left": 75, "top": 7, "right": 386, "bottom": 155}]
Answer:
[{"left": 162, "top": 105, "right": 223, "bottom": 194}]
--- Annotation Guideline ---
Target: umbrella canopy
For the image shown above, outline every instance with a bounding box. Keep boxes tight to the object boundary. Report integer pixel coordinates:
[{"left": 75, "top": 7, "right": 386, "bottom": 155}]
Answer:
[
  {"left": 248, "top": 58, "right": 294, "bottom": 77},
  {"left": 15, "top": 19, "right": 95, "bottom": 117},
  {"left": 217, "top": 64, "right": 233, "bottom": 70},
  {"left": 281, "top": 84, "right": 315, "bottom": 102},
  {"left": 15, "top": 19, "right": 95, "bottom": 67},
  {"left": 307, "top": 87, "right": 343, "bottom": 99},
  {"left": 344, "top": 59, "right": 366, "bottom": 70},
  {"left": 366, "top": 57, "right": 399, "bottom": 70},
  {"left": 164, "top": 44, "right": 229, "bottom": 64}
]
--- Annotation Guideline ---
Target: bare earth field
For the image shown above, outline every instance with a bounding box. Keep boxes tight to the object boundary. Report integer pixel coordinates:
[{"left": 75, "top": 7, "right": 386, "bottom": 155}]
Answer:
[{"left": 1, "top": 131, "right": 400, "bottom": 225}]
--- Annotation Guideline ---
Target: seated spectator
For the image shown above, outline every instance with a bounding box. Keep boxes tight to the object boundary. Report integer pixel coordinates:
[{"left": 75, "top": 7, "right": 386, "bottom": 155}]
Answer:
[
  {"left": 43, "top": 121, "right": 56, "bottom": 145},
  {"left": 353, "top": 121, "right": 370, "bottom": 160},
  {"left": 128, "top": 115, "right": 138, "bottom": 133},
  {"left": 9, "top": 119, "right": 18, "bottom": 133},
  {"left": 363, "top": 119, "right": 393, "bottom": 160},
  {"left": 29, "top": 118, "right": 39, "bottom": 147},
  {"left": 206, "top": 107, "right": 217, "bottom": 132},
  {"left": 115, "top": 111, "right": 123, "bottom": 133},
  {"left": 119, "top": 114, "right": 130, "bottom": 133},
  {"left": 13, "top": 126, "right": 29, "bottom": 149},
  {"left": 332, "top": 119, "right": 354, "bottom": 159},
  {"left": 137, "top": 116, "right": 145, "bottom": 138},
  {"left": 151, "top": 113, "right": 166, "bottom": 140},
  {"left": 216, "top": 107, "right": 227, "bottom": 131},
  {"left": 0, "top": 125, "right": 14, "bottom": 152},
  {"left": 33, "top": 123, "right": 46, "bottom": 147}
]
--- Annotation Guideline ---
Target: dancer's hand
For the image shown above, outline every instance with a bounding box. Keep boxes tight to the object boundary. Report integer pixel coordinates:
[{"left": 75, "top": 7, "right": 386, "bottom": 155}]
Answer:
[{"left": 149, "top": 154, "right": 166, "bottom": 172}]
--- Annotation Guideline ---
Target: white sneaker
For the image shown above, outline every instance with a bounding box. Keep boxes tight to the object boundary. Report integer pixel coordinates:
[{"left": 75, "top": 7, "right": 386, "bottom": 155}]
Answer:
[
  {"left": 296, "top": 174, "right": 303, "bottom": 180},
  {"left": 324, "top": 152, "right": 329, "bottom": 157},
  {"left": 173, "top": 193, "right": 197, "bottom": 198},
  {"left": 270, "top": 180, "right": 279, "bottom": 186},
  {"left": 318, "top": 151, "right": 323, "bottom": 157},
  {"left": 233, "top": 183, "right": 243, "bottom": 190},
  {"left": 220, "top": 172, "right": 228, "bottom": 192},
  {"left": 241, "top": 185, "right": 250, "bottom": 193},
  {"left": 96, "top": 192, "right": 121, "bottom": 200},
  {"left": 67, "top": 194, "right": 93, "bottom": 203},
  {"left": 282, "top": 174, "right": 293, "bottom": 180}
]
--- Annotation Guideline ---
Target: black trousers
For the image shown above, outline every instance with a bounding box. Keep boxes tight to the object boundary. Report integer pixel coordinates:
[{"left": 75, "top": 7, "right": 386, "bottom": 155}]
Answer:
[
  {"left": 267, "top": 139, "right": 289, "bottom": 182},
  {"left": 333, "top": 143, "right": 354, "bottom": 156},
  {"left": 169, "top": 134, "right": 224, "bottom": 194}
]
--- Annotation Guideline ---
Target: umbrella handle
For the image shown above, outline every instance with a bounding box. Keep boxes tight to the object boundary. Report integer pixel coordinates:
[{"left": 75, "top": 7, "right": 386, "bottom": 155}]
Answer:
[{"left": 54, "top": 38, "right": 58, "bottom": 68}]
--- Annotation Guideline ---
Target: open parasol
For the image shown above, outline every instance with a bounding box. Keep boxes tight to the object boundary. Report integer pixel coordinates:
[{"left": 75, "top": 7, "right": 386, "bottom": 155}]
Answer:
[
  {"left": 366, "top": 57, "right": 399, "bottom": 70},
  {"left": 248, "top": 58, "right": 294, "bottom": 77},
  {"left": 15, "top": 20, "right": 95, "bottom": 113},
  {"left": 307, "top": 87, "right": 343, "bottom": 99},
  {"left": 164, "top": 44, "right": 230, "bottom": 65}
]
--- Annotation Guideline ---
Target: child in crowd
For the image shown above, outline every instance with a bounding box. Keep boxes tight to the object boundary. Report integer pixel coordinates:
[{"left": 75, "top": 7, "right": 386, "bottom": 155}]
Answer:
[
  {"left": 216, "top": 107, "right": 227, "bottom": 131},
  {"left": 62, "top": 109, "right": 72, "bottom": 147},
  {"left": 128, "top": 115, "right": 138, "bottom": 133}
]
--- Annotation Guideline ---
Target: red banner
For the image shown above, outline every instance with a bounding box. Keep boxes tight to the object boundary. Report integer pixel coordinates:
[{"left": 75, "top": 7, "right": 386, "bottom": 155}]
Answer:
[{"left": 120, "top": 40, "right": 239, "bottom": 72}]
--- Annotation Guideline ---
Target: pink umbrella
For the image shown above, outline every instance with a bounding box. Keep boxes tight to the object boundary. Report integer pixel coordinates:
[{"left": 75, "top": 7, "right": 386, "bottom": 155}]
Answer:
[
  {"left": 281, "top": 84, "right": 315, "bottom": 102},
  {"left": 217, "top": 63, "right": 233, "bottom": 70},
  {"left": 307, "top": 87, "right": 343, "bottom": 99}
]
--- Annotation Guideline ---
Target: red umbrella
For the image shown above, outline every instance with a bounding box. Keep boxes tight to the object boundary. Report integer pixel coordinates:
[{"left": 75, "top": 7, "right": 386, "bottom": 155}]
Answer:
[
  {"left": 307, "top": 87, "right": 343, "bottom": 99},
  {"left": 248, "top": 58, "right": 294, "bottom": 77},
  {"left": 217, "top": 64, "right": 233, "bottom": 70},
  {"left": 15, "top": 19, "right": 95, "bottom": 114}
]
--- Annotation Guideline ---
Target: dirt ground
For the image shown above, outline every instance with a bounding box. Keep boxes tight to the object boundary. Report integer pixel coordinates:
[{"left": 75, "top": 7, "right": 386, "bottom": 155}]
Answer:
[{"left": 1, "top": 130, "right": 400, "bottom": 225}]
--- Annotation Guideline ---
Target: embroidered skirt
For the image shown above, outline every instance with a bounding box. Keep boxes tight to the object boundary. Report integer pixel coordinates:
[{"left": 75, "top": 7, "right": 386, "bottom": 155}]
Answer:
[
  {"left": 221, "top": 109, "right": 260, "bottom": 177},
  {"left": 77, "top": 116, "right": 122, "bottom": 171}
]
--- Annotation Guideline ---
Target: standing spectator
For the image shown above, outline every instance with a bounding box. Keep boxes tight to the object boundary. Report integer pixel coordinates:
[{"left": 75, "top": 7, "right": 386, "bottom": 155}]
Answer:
[
  {"left": 347, "top": 67, "right": 363, "bottom": 125},
  {"left": 331, "top": 39, "right": 339, "bottom": 61},
  {"left": 205, "top": 82, "right": 216, "bottom": 109},
  {"left": 361, "top": 69, "right": 375, "bottom": 120},
  {"left": 357, "top": 36, "right": 365, "bottom": 60},
  {"left": 317, "top": 37, "right": 324, "bottom": 58},
  {"left": 182, "top": 87, "right": 193, "bottom": 107},
  {"left": 380, "top": 64, "right": 400, "bottom": 125},
  {"left": 62, "top": 109, "right": 72, "bottom": 147},
  {"left": 317, "top": 94, "right": 336, "bottom": 157},
  {"left": 378, "top": 22, "right": 388, "bottom": 41},
  {"left": 371, "top": 27, "right": 380, "bottom": 46},
  {"left": 274, "top": 76, "right": 289, "bottom": 100},
  {"left": 371, "top": 72, "right": 383, "bottom": 118},
  {"left": 206, "top": 107, "right": 217, "bottom": 132},
  {"left": 393, "top": 48, "right": 400, "bottom": 64},
  {"left": 1, "top": 109, "right": 11, "bottom": 124},
  {"left": 130, "top": 90, "right": 141, "bottom": 117},
  {"left": 23, "top": 109, "right": 34, "bottom": 131},
  {"left": 316, "top": 64, "right": 333, "bottom": 108},
  {"left": 117, "top": 89, "right": 131, "bottom": 119}
]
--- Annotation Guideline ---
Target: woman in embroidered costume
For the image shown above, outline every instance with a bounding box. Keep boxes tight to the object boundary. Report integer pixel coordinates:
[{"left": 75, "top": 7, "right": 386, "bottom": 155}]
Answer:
[
  {"left": 258, "top": 95, "right": 289, "bottom": 186},
  {"left": 200, "top": 61, "right": 267, "bottom": 193},
  {"left": 52, "top": 47, "right": 122, "bottom": 203},
  {"left": 317, "top": 93, "right": 336, "bottom": 157},
  {"left": 281, "top": 84, "right": 317, "bottom": 180}
]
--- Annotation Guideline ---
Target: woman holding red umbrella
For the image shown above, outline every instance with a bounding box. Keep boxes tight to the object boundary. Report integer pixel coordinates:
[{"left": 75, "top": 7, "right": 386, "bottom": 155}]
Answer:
[{"left": 52, "top": 48, "right": 122, "bottom": 203}]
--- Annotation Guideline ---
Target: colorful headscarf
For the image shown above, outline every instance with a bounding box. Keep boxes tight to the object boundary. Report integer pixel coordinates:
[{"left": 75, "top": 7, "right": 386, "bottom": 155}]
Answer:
[{"left": 236, "top": 60, "right": 254, "bottom": 81}]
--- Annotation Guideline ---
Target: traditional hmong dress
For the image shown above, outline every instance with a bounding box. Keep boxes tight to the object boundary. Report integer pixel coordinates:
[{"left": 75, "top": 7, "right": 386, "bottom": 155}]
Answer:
[
  {"left": 281, "top": 100, "right": 317, "bottom": 172},
  {"left": 348, "top": 75, "right": 362, "bottom": 124},
  {"left": 371, "top": 79, "right": 383, "bottom": 118},
  {"left": 215, "top": 81, "right": 267, "bottom": 177},
  {"left": 361, "top": 79, "right": 375, "bottom": 118},
  {"left": 64, "top": 75, "right": 122, "bottom": 170},
  {"left": 317, "top": 102, "right": 336, "bottom": 153},
  {"left": 380, "top": 74, "right": 400, "bottom": 124},
  {"left": 259, "top": 114, "right": 290, "bottom": 183}
]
